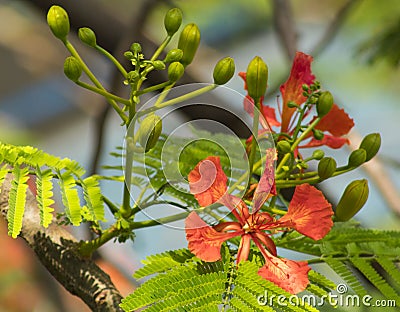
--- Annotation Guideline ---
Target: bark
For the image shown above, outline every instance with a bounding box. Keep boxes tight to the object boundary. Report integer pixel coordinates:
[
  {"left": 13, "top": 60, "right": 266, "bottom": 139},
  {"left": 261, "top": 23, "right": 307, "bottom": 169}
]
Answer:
[{"left": 0, "top": 175, "right": 123, "bottom": 311}]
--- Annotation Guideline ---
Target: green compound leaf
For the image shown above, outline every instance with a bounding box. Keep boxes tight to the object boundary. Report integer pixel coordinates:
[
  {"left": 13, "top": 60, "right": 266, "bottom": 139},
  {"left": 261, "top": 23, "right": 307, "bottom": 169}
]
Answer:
[
  {"left": 57, "top": 171, "right": 82, "bottom": 226},
  {"left": 35, "top": 167, "right": 55, "bottom": 228},
  {"left": 82, "top": 176, "right": 105, "bottom": 222},
  {"left": 7, "top": 166, "right": 29, "bottom": 238}
]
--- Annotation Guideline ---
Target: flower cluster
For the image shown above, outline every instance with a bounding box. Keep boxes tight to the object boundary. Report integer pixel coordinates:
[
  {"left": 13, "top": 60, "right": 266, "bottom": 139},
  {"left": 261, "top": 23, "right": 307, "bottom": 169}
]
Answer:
[
  {"left": 185, "top": 155, "right": 333, "bottom": 294},
  {"left": 239, "top": 52, "right": 354, "bottom": 151}
]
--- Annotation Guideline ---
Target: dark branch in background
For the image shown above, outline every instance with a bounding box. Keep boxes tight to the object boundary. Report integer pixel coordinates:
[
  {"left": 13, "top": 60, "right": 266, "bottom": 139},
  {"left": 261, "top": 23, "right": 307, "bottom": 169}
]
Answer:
[
  {"left": 311, "top": 0, "right": 362, "bottom": 56},
  {"left": 272, "top": 0, "right": 297, "bottom": 60},
  {"left": 0, "top": 176, "right": 123, "bottom": 311}
]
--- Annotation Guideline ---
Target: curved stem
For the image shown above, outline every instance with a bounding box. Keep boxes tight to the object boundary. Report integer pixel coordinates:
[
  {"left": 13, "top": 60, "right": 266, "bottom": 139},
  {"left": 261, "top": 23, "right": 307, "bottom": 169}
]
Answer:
[
  {"left": 64, "top": 40, "right": 128, "bottom": 123},
  {"left": 137, "top": 84, "right": 217, "bottom": 117},
  {"left": 76, "top": 81, "right": 131, "bottom": 105},
  {"left": 95, "top": 45, "right": 128, "bottom": 78}
]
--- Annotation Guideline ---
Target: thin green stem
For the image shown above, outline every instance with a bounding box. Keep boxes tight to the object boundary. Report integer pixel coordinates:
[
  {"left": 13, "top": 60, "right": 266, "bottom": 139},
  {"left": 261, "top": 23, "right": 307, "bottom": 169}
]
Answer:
[
  {"left": 276, "top": 117, "right": 321, "bottom": 174},
  {"left": 130, "top": 212, "right": 188, "bottom": 229},
  {"left": 95, "top": 45, "right": 128, "bottom": 77},
  {"left": 102, "top": 196, "right": 119, "bottom": 214},
  {"left": 76, "top": 81, "right": 131, "bottom": 105},
  {"left": 64, "top": 40, "right": 128, "bottom": 123},
  {"left": 137, "top": 81, "right": 173, "bottom": 95},
  {"left": 137, "top": 84, "right": 217, "bottom": 117},
  {"left": 150, "top": 35, "right": 172, "bottom": 61}
]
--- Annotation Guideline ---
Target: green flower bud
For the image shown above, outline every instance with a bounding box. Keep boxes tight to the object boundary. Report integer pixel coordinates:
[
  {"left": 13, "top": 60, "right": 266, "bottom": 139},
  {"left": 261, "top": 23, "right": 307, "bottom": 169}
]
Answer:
[
  {"left": 47, "top": 5, "right": 70, "bottom": 42},
  {"left": 318, "top": 157, "right": 336, "bottom": 180},
  {"left": 277, "top": 140, "right": 291, "bottom": 154},
  {"left": 130, "top": 43, "right": 142, "bottom": 54},
  {"left": 359, "top": 133, "right": 381, "bottom": 162},
  {"left": 164, "top": 8, "right": 183, "bottom": 36},
  {"left": 78, "top": 27, "right": 97, "bottom": 47},
  {"left": 287, "top": 101, "right": 299, "bottom": 108},
  {"left": 138, "top": 114, "right": 162, "bottom": 152},
  {"left": 124, "top": 51, "right": 134, "bottom": 60},
  {"left": 335, "top": 179, "right": 369, "bottom": 222},
  {"left": 153, "top": 60, "right": 166, "bottom": 70},
  {"left": 168, "top": 62, "right": 185, "bottom": 82},
  {"left": 125, "top": 71, "right": 139, "bottom": 84},
  {"left": 316, "top": 91, "right": 334, "bottom": 117},
  {"left": 313, "top": 129, "right": 324, "bottom": 140},
  {"left": 213, "top": 57, "right": 235, "bottom": 85},
  {"left": 63, "top": 56, "right": 82, "bottom": 82},
  {"left": 312, "top": 149, "right": 325, "bottom": 160},
  {"left": 178, "top": 23, "right": 200, "bottom": 66},
  {"left": 246, "top": 56, "right": 268, "bottom": 101},
  {"left": 348, "top": 149, "right": 367, "bottom": 167},
  {"left": 164, "top": 49, "right": 183, "bottom": 63}
]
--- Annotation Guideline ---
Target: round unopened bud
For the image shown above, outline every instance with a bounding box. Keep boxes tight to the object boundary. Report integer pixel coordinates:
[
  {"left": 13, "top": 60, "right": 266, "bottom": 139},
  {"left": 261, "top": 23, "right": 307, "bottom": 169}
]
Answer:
[
  {"left": 348, "top": 149, "right": 367, "bottom": 167},
  {"left": 47, "top": 5, "right": 70, "bottom": 42},
  {"left": 277, "top": 140, "right": 291, "bottom": 154},
  {"left": 126, "top": 71, "right": 139, "bottom": 84},
  {"left": 359, "top": 133, "right": 381, "bottom": 162},
  {"left": 124, "top": 51, "right": 134, "bottom": 60},
  {"left": 138, "top": 114, "right": 162, "bottom": 152},
  {"left": 318, "top": 157, "right": 336, "bottom": 180},
  {"left": 178, "top": 23, "right": 200, "bottom": 66},
  {"left": 312, "top": 149, "right": 325, "bottom": 160},
  {"left": 168, "top": 62, "right": 184, "bottom": 82},
  {"left": 164, "top": 8, "right": 183, "bottom": 36},
  {"left": 287, "top": 101, "right": 299, "bottom": 108},
  {"left": 335, "top": 179, "right": 369, "bottom": 221},
  {"left": 130, "top": 43, "right": 142, "bottom": 54},
  {"left": 78, "top": 27, "right": 97, "bottom": 47},
  {"left": 317, "top": 91, "right": 334, "bottom": 117},
  {"left": 313, "top": 129, "right": 324, "bottom": 140},
  {"left": 164, "top": 49, "right": 183, "bottom": 63},
  {"left": 246, "top": 56, "right": 268, "bottom": 101},
  {"left": 153, "top": 60, "right": 166, "bottom": 70},
  {"left": 213, "top": 57, "right": 235, "bottom": 85},
  {"left": 63, "top": 56, "right": 82, "bottom": 82}
]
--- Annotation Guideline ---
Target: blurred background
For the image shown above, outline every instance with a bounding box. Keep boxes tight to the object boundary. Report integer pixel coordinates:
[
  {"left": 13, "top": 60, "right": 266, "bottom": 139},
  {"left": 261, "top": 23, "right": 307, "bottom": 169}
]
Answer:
[{"left": 0, "top": 0, "right": 399, "bottom": 311}]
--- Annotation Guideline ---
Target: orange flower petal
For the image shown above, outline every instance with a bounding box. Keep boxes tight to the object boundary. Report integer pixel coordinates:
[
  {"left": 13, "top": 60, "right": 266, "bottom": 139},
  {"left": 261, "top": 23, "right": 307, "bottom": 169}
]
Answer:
[
  {"left": 185, "top": 212, "right": 241, "bottom": 262},
  {"left": 258, "top": 256, "right": 311, "bottom": 294},
  {"left": 237, "top": 234, "right": 251, "bottom": 263},
  {"left": 279, "top": 184, "right": 333, "bottom": 240},
  {"left": 316, "top": 104, "right": 354, "bottom": 137},
  {"left": 188, "top": 156, "right": 228, "bottom": 207},
  {"left": 280, "top": 52, "right": 315, "bottom": 133}
]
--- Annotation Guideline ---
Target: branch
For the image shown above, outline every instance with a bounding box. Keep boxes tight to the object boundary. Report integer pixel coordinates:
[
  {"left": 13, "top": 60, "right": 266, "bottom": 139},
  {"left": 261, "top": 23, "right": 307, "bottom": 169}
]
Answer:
[{"left": 0, "top": 175, "right": 123, "bottom": 312}]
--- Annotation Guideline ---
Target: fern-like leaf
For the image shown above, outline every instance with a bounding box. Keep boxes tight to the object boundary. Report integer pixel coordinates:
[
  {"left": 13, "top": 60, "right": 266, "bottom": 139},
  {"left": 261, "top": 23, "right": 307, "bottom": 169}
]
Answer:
[
  {"left": 134, "top": 248, "right": 195, "bottom": 279},
  {"left": 350, "top": 257, "right": 400, "bottom": 301},
  {"left": 0, "top": 164, "right": 9, "bottom": 194},
  {"left": 35, "top": 167, "right": 55, "bottom": 227},
  {"left": 57, "top": 171, "right": 82, "bottom": 226},
  {"left": 7, "top": 166, "right": 29, "bottom": 238},
  {"left": 82, "top": 176, "right": 105, "bottom": 222},
  {"left": 121, "top": 262, "right": 226, "bottom": 311}
]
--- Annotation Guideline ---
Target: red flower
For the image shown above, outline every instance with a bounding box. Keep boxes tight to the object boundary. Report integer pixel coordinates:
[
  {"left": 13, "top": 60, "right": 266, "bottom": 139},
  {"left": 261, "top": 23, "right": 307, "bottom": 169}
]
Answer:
[
  {"left": 239, "top": 52, "right": 354, "bottom": 150},
  {"left": 185, "top": 156, "right": 333, "bottom": 294}
]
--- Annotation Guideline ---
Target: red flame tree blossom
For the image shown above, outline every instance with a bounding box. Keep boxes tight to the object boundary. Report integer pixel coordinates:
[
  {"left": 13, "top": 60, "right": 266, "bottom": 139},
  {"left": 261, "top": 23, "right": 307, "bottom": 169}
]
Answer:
[{"left": 185, "top": 156, "right": 333, "bottom": 294}]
